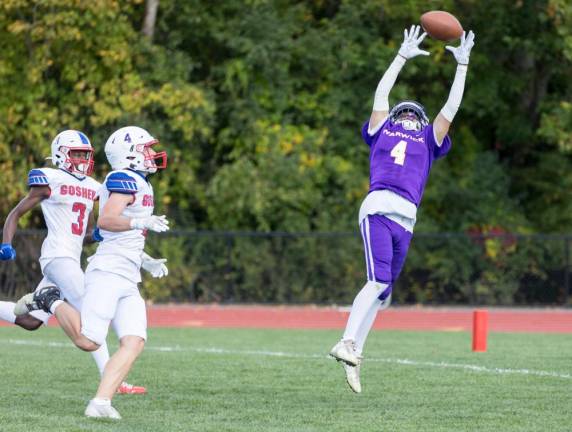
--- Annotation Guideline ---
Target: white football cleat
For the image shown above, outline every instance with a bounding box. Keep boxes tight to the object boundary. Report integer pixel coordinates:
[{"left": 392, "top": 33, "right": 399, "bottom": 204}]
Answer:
[
  {"left": 329, "top": 339, "right": 359, "bottom": 366},
  {"left": 13, "top": 293, "right": 36, "bottom": 316},
  {"left": 343, "top": 359, "right": 363, "bottom": 393},
  {"left": 85, "top": 400, "right": 121, "bottom": 420}
]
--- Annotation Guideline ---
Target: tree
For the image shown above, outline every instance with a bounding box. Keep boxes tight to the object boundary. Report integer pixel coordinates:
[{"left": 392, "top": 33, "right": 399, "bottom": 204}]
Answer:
[{"left": 0, "top": 0, "right": 214, "bottom": 225}]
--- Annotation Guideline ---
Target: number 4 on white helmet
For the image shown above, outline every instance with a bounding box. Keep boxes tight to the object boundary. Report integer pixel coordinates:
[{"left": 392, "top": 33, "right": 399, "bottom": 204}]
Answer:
[{"left": 104, "top": 126, "right": 167, "bottom": 174}]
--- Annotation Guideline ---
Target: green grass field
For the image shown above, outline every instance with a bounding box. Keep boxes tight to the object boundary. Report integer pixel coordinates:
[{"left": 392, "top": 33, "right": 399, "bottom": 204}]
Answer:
[{"left": 0, "top": 327, "right": 570, "bottom": 432}]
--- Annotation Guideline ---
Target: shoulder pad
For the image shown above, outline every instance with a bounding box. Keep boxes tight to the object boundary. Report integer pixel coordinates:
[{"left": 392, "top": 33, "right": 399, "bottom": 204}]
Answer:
[
  {"left": 106, "top": 171, "right": 138, "bottom": 194},
  {"left": 28, "top": 169, "right": 49, "bottom": 187}
]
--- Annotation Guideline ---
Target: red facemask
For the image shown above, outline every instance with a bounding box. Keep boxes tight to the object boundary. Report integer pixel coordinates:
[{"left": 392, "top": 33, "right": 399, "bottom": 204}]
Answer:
[
  {"left": 136, "top": 140, "right": 168, "bottom": 170},
  {"left": 65, "top": 147, "right": 95, "bottom": 176}
]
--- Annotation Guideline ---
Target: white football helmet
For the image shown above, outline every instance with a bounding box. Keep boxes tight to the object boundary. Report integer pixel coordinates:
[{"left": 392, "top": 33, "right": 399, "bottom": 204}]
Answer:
[
  {"left": 104, "top": 126, "right": 167, "bottom": 174},
  {"left": 50, "top": 130, "right": 94, "bottom": 178}
]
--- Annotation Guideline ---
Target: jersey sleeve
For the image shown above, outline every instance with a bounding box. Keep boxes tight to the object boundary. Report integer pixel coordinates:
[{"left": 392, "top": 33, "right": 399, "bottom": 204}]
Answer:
[
  {"left": 27, "top": 169, "right": 50, "bottom": 187},
  {"left": 105, "top": 172, "right": 138, "bottom": 194},
  {"left": 361, "top": 118, "right": 388, "bottom": 147},
  {"left": 426, "top": 124, "right": 452, "bottom": 160}
]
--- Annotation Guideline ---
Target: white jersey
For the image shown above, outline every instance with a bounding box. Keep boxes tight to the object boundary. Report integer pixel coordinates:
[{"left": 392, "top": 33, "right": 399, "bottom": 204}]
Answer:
[
  {"left": 28, "top": 168, "right": 100, "bottom": 271},
  {"left": 358, "top": 189, "right": 417, "bottom": 233},
  {"left": 87, "top": 169, "right": 154, "bottom": 283}
]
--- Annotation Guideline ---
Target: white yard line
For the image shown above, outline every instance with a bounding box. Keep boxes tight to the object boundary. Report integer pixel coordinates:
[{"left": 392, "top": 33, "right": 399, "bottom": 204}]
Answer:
[{"left": 2, "top": 337, "right": 571, "bottom": 380}]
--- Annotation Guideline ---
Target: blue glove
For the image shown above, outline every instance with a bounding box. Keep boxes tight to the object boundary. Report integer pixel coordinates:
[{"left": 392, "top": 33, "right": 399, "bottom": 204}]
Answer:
[
  {"left": 92, "top": 228, "right": 103, "bottom": 242},
  {"left": 0, "top": 243, "right": 16, "bottom": 261}
]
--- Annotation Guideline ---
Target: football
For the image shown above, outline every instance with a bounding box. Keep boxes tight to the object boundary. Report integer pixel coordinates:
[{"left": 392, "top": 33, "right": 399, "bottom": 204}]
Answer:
[{"left": 420, "top": 11, "right": 463, "bottom": 41}]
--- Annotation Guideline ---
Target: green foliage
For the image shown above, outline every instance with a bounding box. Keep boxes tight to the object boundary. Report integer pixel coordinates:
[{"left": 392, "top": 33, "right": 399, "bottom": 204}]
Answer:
[
  {"left": 3, "top": 0, "right": 572, "bottom": 233},
  {"left": 153, "top": 0, "right": 572, "bottom": 233},
  {"left": 2, "top": 1, "right": 572, "bottom": 303},
  {"left": 0, "top": 0, "right": 214, "bottom": 223},
  {"left": 3, "top": 230, "right": 568, "bottom": 305}
]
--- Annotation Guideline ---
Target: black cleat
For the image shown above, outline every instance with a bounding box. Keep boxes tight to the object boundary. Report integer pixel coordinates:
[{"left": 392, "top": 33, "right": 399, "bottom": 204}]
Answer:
[
  {"left": 13, "top": 286, "right": 61, "bottom": 316},
  {"left": 34, "top": 286, "right": 62, "bottom": 312}
]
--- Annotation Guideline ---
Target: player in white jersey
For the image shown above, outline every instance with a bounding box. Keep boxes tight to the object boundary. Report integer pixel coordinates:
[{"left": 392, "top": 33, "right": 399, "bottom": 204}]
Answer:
[
  {"left": 0, "top": 130, "right": 99, "bottom": 330},
  {"left": 0, "top": 130, "right": 146, "bottom": 394},
  {"left": 16, "top": 126, "right": 170, "bottom": 420}
]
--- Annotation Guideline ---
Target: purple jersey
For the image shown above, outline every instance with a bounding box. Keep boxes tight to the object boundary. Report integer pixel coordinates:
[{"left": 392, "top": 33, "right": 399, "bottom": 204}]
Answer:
[{"left": 362, "top": 119, "right": 451, "bottom": 206}]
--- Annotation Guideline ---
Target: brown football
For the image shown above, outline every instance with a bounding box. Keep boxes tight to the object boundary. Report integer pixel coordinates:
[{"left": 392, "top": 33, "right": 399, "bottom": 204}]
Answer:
[{"left": 420, "top": 11, "right": 463, "bottom": 41}]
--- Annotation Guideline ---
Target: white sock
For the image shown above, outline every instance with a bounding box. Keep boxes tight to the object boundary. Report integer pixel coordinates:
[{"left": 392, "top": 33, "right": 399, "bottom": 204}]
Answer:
[
  {"left": 0, "top": 301, "right": 16, "bottom": 324},
  {"left": 354, "top": 299, "right": 382, "bottom": 356},
  {"left": 355, "top": 294, "right": 393, "bottom": 356},
  {"left": 90, "top": 340, "right": 110, "bottom": 377},
  {"left": 92, "top": 397, "right": 111, "bottom": 406},
  {"left": 49, "top": 299, "right": 64, "bottom": 314},
  {"left": 342, "top": 281, "right": 388, "bottom": 342}
]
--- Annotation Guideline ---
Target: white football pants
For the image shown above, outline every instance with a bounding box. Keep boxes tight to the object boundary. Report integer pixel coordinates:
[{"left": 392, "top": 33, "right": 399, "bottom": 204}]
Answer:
[{"left": 81, "top": 269, "right": 147, "bottom": 346}]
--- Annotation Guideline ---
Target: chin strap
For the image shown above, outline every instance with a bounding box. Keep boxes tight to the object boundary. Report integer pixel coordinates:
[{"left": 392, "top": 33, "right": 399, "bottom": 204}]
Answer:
[{"left": 440, "top": 64, "right": 468, "bottom": 122}]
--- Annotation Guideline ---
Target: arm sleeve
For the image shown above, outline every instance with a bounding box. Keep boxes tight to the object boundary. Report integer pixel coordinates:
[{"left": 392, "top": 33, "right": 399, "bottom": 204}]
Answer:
[
  {"left": 361, "top": 119, "right": 388, "bottom": 147},
  {"left": 372, "top": 55, "right": 407, "bottom": 112},
  {"left": 426, "top": 125, "right": 452, "bottom": 160},
  {"left": 106, "top": 172, "right": 138, "bottom": 194},
  {"left": 440, "top": 65, "right": 468, "bottom": 122},
  {"left": 27, "top": 169, "right": 49, "bottom": 187}
]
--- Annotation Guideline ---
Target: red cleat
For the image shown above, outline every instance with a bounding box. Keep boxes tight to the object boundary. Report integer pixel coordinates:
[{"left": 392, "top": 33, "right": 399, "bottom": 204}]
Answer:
[{"left": 117, "top": 382, "right": 147, "bottom": 395}]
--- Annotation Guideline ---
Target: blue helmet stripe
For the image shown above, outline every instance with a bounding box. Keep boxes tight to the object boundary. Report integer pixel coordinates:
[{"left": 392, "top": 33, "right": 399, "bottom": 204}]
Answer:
[{"left": 77, "top": 131, "right": 90, "bottom": 145}]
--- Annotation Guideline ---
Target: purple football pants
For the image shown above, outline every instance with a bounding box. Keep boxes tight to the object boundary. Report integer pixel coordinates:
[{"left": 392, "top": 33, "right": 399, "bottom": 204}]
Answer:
[{"left": 360, "top": 214, "right": 413, "bottom": 300}]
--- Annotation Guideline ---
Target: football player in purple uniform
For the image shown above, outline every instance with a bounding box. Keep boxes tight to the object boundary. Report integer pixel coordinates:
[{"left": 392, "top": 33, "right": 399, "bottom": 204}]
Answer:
[{"left": 330, "top": 25, "right": 475, "bottom": 393}]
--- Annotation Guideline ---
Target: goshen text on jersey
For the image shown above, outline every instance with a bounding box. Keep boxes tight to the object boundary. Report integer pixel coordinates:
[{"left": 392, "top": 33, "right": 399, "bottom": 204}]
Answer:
[
  {"left": 142, "top": 194, "right": 154, "bottom": 207},
  {"left": 60, "top": 185, "right": 97, "bottom": 201}
]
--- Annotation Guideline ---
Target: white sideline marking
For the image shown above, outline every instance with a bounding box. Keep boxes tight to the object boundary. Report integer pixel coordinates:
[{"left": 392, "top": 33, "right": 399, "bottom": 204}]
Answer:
[{"left": 3, "top": 338, "right": 571, "bottom": 381}]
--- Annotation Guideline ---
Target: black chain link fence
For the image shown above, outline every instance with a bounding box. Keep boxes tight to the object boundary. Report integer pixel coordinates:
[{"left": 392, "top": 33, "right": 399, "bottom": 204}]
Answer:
[{"left": 1, "top": 230, "right": 570, "bottom": 306}]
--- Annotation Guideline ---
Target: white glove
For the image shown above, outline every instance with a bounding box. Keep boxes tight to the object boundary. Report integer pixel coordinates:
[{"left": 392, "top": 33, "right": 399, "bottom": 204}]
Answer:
[
  {"left": 130, "top": 215, "right": 170, "bottom": 233},
  {"left": 446, "top": 30, "right": 475, "bottom": 65},
  {"left": 141, "top": 252, "right": 168, "bottom": 278},
  {"left": 398, "top": 25, "right": 429, "bottom": 60}
]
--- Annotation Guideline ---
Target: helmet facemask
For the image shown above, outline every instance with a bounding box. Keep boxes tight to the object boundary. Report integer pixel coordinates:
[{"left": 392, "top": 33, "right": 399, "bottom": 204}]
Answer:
[
  {"left": 140, "top": 141, "right": 167, "bottom": 173},
  {"left": 54, "top": 146, "right": 94, "bottom": 178},
  {"left": 126, "top": 140, "right": 167, "bottom": 174},
  {"left": 395, "top": 112, "right": 422, "bottom": 131},
  {"left": 389, "top": 101, "right": 429, "bottom": 132}
]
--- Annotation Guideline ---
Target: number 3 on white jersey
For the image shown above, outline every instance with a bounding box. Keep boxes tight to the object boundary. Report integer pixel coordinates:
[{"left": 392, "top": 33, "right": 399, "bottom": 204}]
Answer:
[{"left": 391, "top": 140, "right": 407, "bottom": 166}]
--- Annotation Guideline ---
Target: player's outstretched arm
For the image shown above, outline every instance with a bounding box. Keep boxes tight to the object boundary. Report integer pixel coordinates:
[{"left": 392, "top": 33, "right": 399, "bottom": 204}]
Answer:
[
  {"left": 0, "top": 186, "right": 50, "bottom": 260},
  {"left": 434, "top": 30, "right": 475, "bottom": 143},
  {"left": 97, "top": 193, "right": 169, "bottom": 233},
  {"left": 369, "top": 25, "right": 429, "bottom": 131}
]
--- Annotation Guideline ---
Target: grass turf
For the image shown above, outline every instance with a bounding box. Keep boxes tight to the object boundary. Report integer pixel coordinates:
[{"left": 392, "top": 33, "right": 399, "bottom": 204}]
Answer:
[{"left": 0, "top": 327, "right": 570, "bottom": 432}]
